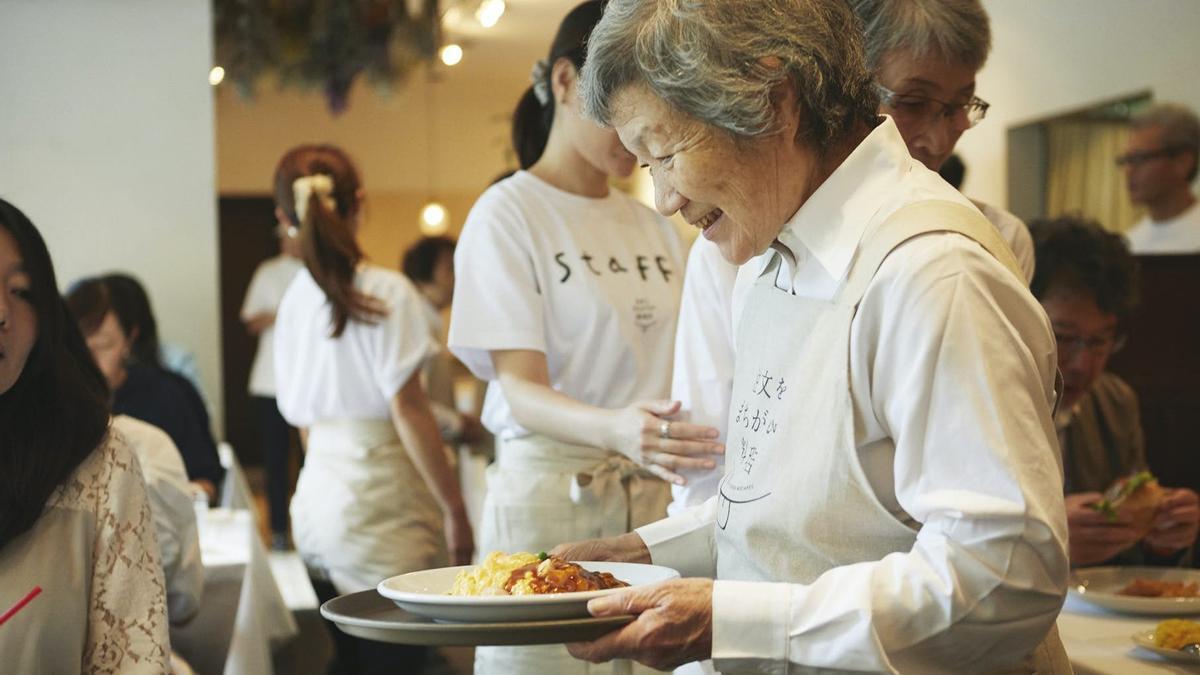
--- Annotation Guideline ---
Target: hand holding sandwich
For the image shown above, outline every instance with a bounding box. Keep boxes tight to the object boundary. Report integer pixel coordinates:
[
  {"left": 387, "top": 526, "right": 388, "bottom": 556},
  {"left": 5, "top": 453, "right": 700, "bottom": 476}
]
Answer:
[{"left": 1143, "top": 488, "right": 1200, "bottom": 555}]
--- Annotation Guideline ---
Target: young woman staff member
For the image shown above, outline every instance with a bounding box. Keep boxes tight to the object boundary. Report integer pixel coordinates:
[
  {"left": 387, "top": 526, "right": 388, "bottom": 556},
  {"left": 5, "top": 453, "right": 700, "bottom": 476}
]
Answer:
[
  {"left": 271, "top": 145, "right": 473, "bottom": 674},
  {"left": 0, "top": 198, "right": 169, "bottom": 672},
  {"left": 448, "top": 2, "right": 720, "bottom": 672}
]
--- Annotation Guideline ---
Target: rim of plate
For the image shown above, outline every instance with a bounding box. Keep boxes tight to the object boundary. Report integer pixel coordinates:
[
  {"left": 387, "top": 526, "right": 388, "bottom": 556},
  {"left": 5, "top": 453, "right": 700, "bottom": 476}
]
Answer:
[
  {"left": 377, "top": 561, "right": 678, "bottom": 606},
  {"left": 1131, "top": 630, "right": 1200, "bottom": 661}
]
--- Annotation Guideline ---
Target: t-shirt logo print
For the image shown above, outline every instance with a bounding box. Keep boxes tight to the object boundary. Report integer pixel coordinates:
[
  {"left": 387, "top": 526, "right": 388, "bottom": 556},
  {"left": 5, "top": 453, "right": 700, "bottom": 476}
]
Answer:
[{"left": 633, "top": 298, "right": 657, "bottom": 332}]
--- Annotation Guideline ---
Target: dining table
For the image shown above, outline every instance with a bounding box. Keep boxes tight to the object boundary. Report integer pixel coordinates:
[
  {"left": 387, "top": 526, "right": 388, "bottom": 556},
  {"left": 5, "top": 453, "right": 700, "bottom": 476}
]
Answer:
[{"left": 1058, "top": 594, "right": 1200, "bottom": 673}]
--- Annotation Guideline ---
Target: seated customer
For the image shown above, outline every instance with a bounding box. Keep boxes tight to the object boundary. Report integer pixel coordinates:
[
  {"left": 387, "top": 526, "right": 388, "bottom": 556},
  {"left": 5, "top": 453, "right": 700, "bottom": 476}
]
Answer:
[
  {"left": 66, "top": 276, "right": 224, "bottom": 501},
  {"left": 0, "top": 198, "right": 169, "bottom": 672},
  {"left": 112, "top": 414, "right": 204, "bottom": 623},
  {"left": 1031, "top": 215, "right": 1200, "bottom": 566}
]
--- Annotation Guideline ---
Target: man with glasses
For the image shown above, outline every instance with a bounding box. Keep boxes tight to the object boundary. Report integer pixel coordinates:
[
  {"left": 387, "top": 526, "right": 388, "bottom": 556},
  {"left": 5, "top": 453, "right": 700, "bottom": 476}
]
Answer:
[
  {"left": 1120, "top": 103, "right": 1200, "bottom": 254},
  {"left": 1031, "top": 215, "right": 1199, "bottom": 566},
  {"left": 853, "top": 0, "right": 1036, "bottom": 283}
]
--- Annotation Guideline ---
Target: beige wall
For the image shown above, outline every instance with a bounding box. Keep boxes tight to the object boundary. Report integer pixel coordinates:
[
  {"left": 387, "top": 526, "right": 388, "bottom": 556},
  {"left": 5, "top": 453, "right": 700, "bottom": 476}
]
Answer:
[
  {"left": 358, "top": 190, "right": 481, "bottom": 270},
  {"left": 0, "top": 0, "right": 223, "bottom": 429},
  {"left": 962, "top": 0, "right": 1200, "bottom": 210}
]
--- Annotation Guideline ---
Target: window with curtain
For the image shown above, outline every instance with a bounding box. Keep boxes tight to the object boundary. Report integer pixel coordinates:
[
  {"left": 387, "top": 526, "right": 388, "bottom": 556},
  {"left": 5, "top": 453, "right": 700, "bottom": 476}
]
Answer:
[{"left": 1045, "top": 119, "right": 1144, "bottom": 233}]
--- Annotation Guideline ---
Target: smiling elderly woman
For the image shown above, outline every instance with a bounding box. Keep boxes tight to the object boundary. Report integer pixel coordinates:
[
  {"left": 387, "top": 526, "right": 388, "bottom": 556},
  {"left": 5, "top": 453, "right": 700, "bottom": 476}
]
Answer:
[{"left": 552, "top": 0, "right": 1072, "bottom": 673}]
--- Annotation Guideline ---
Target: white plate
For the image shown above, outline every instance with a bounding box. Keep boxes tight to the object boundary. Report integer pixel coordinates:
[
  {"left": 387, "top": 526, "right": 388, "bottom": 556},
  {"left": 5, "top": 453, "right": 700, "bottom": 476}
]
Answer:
[
  {"left": 1131, "top": 630, "right": 1200, "bottom": 663},
  {"left": 1069, "top": 566, "right": 1200, "bottom": 615},
  {"left": 377, "top": 561, "right": 679, "bottom": 622}
]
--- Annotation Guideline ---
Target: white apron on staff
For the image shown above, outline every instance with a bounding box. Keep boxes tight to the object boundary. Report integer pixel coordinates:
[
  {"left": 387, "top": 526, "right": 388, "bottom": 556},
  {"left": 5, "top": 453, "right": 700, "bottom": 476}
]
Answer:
[
  {"left": 291, "top": 418, "right": 447, "bottom": 594},
  {"left": 715, "top": 201, "right": 1070, "bottom": 675},
  {"left": 475, "top": 434, "right": 671, "bottom": 675}
]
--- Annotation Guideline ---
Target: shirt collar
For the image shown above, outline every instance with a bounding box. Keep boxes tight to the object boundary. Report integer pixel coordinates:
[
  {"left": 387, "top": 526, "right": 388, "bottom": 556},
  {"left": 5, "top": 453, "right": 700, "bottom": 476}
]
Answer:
[{"left": 762, "top": 116, "right": 915, "bottom": 284}]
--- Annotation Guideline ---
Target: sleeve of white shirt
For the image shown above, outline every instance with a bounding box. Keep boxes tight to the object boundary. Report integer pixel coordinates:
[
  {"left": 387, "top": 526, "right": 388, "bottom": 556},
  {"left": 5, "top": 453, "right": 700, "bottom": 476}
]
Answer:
[
  {"left": 448, "top": 190, "right": 546, "bottom": 382},
  {"left": 240, "top": 261, "right": 273, "bottom": 321},
  {"left": 711, "top": 235, "right": 1068, "bottom": 673},
  {"left": 373, "top": 275, "right": 440, "bottom": 400},
  {"left": 635, "top": 496, "right": 720, "bottom": 579}
]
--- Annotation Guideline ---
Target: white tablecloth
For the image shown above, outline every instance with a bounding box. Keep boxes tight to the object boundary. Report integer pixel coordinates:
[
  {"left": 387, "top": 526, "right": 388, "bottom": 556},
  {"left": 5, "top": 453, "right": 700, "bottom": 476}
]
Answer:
[
  {"left": 172, "top": 508, "right": 298, "bottom": 675},
  {"left": 1058, "top": 595, "right": 1198, "bottom": 674}
]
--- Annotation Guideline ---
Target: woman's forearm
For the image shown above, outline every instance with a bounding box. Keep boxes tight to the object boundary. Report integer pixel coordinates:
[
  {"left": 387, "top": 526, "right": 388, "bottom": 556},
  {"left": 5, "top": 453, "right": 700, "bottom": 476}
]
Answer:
[
  {"left": 391, "top": 376, "right": 467, "bottom": 516},
  {"left": 493, "top": 350, "right": 618, "bottom": 450}
]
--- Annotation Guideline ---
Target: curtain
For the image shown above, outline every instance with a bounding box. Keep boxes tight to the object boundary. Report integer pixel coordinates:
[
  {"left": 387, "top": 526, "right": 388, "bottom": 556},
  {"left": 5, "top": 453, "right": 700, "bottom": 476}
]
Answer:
[{"left": 1045, "top": 120, "right": 1144, "bottom": 232}]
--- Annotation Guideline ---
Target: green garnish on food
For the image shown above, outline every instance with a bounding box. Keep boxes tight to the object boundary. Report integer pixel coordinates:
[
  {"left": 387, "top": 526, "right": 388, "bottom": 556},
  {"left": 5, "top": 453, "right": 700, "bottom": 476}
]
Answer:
[
  {"left": 1094, "top": 470, "right": 1155, "bottom": 521},
  {"left": 538, "top": 551, "right": 549, "bottom": 561}
]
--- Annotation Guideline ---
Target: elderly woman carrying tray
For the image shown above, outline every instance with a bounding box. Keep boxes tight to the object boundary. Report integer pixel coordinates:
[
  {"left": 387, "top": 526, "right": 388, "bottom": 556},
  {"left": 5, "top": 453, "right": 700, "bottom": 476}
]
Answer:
[{"left": 553, "top": 0, "right": 1072, "bottom": 673}]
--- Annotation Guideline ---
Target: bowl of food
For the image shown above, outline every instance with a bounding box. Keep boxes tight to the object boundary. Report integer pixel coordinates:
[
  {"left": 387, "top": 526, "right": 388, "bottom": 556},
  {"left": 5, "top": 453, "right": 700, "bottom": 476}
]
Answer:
[
  {"left": 1070, "top": 566, "right": 1200, "bottom": 615},
  {"left": 377, "top": 551, "right": 679, "bottom": 622},
  {"left": 1131, "top": 619, "right": 1200, "bottom": 663}
]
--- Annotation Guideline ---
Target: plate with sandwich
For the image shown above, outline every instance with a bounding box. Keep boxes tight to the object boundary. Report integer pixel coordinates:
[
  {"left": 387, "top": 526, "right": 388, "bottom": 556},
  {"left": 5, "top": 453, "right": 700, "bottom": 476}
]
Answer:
[{"left": 1069, "top": 471, "right": 1200, "bottom": 614}]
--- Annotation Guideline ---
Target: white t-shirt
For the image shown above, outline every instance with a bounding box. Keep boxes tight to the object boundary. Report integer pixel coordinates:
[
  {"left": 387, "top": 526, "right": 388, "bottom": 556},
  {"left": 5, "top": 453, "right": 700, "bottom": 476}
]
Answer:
[
  {"left": 1125, "top": 200, "right": 1200, "bottom": 254},
  {"left": 973, "top": 199, "right": 1035, "bottom": 283},
  {"left": 449, "top": 171, "right": 684, "bottom": 439},
  {"left": 241, "top": 255, "right": 304, "bottom": 397},
  {"left": 273, "top": 264, "right": 437, "bottom": 427}
]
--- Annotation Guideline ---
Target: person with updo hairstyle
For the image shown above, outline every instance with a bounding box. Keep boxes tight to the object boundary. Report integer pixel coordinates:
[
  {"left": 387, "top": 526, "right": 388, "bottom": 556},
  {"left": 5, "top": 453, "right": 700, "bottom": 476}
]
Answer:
[
  {"left": 0, "top": 197, "right": 169, "bottom": 672},
  {"left": 448, "top": 2, "right": 721, "bottom": 672},
  {"left": 270, "top": 144, "right": 473, "bottom": 674}
]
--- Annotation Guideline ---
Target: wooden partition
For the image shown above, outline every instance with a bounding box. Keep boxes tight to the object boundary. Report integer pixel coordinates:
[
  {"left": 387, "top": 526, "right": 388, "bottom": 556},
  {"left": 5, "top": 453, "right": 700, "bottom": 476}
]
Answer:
[{"left": 1107, "top": 254, "right": 1200, "bottom": 495}]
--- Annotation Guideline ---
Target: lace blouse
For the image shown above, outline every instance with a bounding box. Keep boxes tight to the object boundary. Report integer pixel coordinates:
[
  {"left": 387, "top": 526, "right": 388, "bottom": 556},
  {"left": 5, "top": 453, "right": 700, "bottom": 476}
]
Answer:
[{"left": 0, "top": 431, "right": 170, "bottom": 673}]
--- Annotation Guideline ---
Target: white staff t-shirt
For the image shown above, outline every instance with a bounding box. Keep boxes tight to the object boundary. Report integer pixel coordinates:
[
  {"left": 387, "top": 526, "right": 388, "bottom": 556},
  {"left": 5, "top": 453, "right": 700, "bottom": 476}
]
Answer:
[
  {"left": 449, "top": 171, "right": 684, "bottom": 439},
  {"left": 274, "top": 264, "right": 437, "bottom": 427},
  {"left": 241, "top": 254, "right": 303, "bottom": 397}
]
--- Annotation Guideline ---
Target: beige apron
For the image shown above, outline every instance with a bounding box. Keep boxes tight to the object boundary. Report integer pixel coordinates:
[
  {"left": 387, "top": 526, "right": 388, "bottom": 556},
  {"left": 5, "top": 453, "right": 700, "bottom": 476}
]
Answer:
[
  {"left": 716, "top": 201, "right": 1070, "bottom": 674},
  {"left": 475, "top": 434, "right": 671, "bottom": 675},
  {"left": 291, "top": 418, "right": 447, "bottom": 594}
]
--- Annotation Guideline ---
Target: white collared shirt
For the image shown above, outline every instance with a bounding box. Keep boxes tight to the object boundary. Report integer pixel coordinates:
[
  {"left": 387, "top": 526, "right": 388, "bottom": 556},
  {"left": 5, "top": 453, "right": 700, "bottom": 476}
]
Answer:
[{"left": 640, "top": 118, "right": 1068, "bottom": 672}]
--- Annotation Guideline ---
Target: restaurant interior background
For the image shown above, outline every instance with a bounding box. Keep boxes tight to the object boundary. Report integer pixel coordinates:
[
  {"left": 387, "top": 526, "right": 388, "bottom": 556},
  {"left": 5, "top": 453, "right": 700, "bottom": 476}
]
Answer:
[{"left": 2, "top": 0, "right": 1199, "bottom": 464}]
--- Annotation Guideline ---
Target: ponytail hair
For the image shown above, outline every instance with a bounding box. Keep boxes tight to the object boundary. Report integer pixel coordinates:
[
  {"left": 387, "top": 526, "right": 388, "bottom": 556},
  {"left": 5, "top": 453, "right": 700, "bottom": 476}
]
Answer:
[
  {"left": 272, "top": 145, "right": 383, "bottom": 338},
  {"left": 511, "top": 0, "right": 606, "bottom": 169}
]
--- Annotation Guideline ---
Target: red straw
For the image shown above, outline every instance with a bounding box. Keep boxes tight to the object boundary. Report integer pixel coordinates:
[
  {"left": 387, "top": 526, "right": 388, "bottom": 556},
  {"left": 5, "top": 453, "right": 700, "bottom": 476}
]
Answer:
[{"left": 0, "top": 586, "right": 42, "bottom": 627}]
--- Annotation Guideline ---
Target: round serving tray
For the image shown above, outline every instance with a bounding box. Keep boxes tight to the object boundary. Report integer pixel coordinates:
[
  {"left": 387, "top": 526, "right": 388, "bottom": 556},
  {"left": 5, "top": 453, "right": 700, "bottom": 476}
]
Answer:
[{"left": 320, "top": 590, "right": 634, "bottom": 646}]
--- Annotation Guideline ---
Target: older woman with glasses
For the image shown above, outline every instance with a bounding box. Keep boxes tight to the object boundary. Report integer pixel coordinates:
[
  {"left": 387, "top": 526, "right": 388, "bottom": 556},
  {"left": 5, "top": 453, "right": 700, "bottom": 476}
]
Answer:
[
  {"left": 552, "top": 0, "right": 1072, "bottom": 672},
  {"left": 1031, "top": 215, "right": 1200, "bottom": 567}
]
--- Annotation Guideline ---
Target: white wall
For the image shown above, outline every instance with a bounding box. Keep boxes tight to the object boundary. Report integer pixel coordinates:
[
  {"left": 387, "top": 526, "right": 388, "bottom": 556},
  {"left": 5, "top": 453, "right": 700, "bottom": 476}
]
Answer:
[
  {"left": 960, "top": 0, "right": 1200, "bottom": 209},
  {"left": 0, "top": 0, "right": 223, "bottom": 430}
]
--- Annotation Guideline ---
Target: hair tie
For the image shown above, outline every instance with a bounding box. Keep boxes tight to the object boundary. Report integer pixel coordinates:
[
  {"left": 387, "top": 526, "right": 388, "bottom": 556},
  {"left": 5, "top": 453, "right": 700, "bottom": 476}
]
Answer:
[
  {"left": 530, "top": 58, "right": 551, "bottom": 107},
  {"left": 293, "top": 174, "right": 338, "bottom": 223}
]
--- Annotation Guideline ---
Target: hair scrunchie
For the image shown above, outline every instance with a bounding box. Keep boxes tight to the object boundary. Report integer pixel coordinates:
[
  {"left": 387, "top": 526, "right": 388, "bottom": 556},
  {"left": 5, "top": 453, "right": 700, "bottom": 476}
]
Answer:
[{"left": 293, "top": 174, "right": 338, "bottom": 227}]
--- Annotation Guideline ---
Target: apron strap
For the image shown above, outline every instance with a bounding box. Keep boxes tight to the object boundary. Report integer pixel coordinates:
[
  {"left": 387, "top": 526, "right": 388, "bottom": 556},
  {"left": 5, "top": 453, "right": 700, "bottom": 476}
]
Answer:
[{"left": 835, "top": 199, "right": 1024, "bottom": 307}]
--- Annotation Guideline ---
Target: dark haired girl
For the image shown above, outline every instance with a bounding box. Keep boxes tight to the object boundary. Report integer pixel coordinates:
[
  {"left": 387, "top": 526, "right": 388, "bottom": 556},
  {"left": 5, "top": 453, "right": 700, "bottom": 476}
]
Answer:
[{"left": 0, "top": 197, "right": 168, "bottom": 672}]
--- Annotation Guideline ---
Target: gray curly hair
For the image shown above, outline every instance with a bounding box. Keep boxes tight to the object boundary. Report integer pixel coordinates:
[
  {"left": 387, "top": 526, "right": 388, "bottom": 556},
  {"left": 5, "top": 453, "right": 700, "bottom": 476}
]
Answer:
[
  {"left": 849, "top": 0, "right": 992, "bottom": 74},
  {"left": 578, "top": 0, "right": 878, "bottom": 149}
]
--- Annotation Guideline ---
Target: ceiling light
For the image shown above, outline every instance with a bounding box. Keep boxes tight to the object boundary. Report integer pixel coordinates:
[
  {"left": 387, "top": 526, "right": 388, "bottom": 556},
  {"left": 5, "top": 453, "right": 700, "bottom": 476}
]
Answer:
[
  {"left": 476, "top": 0, "right": 506, "bottom": 28},
  {"left": 440, "top": 44, "right": 463, "bottom": 67},
  {"left": 209, "top": 66, "right": 226, "bottom": 86},
  {"left": 421, "top": 202, "right": 448, "bottom": 235}
]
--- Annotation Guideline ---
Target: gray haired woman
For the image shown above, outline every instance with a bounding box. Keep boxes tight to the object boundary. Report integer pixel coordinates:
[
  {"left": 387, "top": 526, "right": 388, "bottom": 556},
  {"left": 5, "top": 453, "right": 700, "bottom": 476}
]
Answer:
[{"left": 553, "top": 0, "right": 1072, "bottom": 672}]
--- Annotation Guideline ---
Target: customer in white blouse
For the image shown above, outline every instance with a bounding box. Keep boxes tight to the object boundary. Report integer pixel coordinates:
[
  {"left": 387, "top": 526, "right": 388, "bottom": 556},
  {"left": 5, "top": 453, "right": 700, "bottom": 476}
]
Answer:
[
  {"left": 553, "top": 1, "right": 1070, "bottom": 673},
  {"left": 0, "top": 197, "right": 169, "bottom": 673},
  {"left": 271, "top": 145, "right": 472, "bottom": 674}
]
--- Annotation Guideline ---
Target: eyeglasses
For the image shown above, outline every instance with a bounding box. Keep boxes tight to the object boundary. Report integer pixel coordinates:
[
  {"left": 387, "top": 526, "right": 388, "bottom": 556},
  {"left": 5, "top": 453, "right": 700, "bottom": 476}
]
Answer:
[
  {"left": 876, "top": 84, "right": 990, "bottom": 128},
  {"left": 1054, "top": 332, "right": 1127, "bottom": 358},
  {"left": 1115, "top": 146, "right": 1184, "bottom": 167}
]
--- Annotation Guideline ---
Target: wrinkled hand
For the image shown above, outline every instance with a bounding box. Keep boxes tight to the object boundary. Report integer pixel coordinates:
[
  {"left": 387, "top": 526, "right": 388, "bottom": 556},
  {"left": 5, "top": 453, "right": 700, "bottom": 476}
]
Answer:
[
  {"left": 444, "top": 509, "right": 475, "bottom": 565},
  {"left": 567, "top": 579, "right": 713, "bottom": 671},
  {"left": 550, "top": 532, "right": 651, "bottom": 564},
  {"left": 1065, "top": 492, "right": 1142, "bottom": 566},
  {"left": 1144, "top": 488, "right": 1200, "bottom": 554},
  {"left": 607, "top": 400, "right": 723, "bottom": 485}
]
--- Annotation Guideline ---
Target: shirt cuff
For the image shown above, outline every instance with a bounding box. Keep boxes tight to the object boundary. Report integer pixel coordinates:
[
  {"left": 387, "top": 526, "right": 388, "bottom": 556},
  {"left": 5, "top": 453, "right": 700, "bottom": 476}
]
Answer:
[
  {"left": 712, "top": 580, "right": 792, "bottom": 674},
  {"left": 636, "top": 499, "right": 718, "bottom": 578}
]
